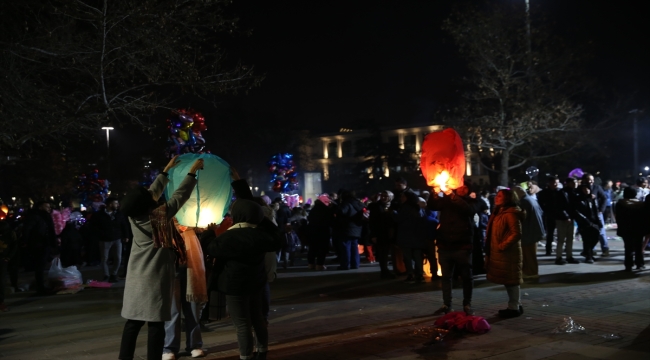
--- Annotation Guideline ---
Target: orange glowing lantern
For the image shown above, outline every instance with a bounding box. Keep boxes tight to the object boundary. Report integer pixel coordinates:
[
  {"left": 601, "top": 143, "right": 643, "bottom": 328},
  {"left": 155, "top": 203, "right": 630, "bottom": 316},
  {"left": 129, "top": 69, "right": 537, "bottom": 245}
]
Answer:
[{"left": 420, "top": 128, "right": 466, "bottom": 191}]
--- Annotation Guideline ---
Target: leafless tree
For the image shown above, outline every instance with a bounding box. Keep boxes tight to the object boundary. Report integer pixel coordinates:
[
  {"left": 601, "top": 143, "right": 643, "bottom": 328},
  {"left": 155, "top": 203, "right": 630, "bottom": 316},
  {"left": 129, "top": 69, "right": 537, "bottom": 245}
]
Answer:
[
  {"left": 443, "top": 2, "right": 586, "bottom": 185},
  {"left": 0, "top": 0, "right": 260, "bottom": 152}
]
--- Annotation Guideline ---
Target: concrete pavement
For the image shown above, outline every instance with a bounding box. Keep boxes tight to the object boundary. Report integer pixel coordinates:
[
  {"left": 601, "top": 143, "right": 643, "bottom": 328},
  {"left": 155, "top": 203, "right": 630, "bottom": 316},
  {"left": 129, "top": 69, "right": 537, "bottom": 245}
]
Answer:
[{"left": 1, "top": 236, "right": 649, "bottom": 359}]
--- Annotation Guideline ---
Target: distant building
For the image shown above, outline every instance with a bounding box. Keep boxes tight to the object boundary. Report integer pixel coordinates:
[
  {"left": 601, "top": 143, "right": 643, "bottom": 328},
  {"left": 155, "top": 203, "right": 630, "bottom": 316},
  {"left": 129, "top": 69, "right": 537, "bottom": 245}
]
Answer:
[{"left": 301, "top": 123, "right": 489, "bottom": 199}]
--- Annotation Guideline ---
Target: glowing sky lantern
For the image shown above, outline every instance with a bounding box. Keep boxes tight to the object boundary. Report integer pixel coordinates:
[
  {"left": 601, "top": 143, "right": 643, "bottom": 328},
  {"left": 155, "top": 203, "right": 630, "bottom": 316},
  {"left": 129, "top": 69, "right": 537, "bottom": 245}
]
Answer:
[
  {"left": 165, "top": 153, "right": 233, "bottom": 227},
  {"left": 420, "top": 128, "right": 466, "bottom": 191}
]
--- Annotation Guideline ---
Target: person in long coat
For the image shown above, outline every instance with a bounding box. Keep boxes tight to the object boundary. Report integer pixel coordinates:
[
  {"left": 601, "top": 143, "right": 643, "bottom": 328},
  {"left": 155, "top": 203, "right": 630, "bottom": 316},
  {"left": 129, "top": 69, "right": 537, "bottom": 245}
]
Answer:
[
  {"left": 485, "top": 189, "right": 525, "bottom": 318},
  {"left": 513, "top": 186, "right": 547, "bottom": 279},
  {"left": 118, "top": 156, "right": 203, "bottom": 360}
]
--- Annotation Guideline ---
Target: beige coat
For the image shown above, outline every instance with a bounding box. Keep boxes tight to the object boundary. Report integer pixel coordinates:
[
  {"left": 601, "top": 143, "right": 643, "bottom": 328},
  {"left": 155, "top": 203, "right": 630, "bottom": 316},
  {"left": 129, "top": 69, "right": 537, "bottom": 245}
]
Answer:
[
  {"left": 121, "top": 174, "right": 197, "bottom": 322},
  {"left": 485, "top": 206, "right": 523, "bottom": 286}
]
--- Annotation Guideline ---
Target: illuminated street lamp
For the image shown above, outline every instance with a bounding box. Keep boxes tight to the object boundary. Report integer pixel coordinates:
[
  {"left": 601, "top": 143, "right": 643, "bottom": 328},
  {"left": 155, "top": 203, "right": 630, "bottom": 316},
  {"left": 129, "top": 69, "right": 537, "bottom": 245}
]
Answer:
[{"left": 102, "top": 127, "right": 114, "bottom": 177}]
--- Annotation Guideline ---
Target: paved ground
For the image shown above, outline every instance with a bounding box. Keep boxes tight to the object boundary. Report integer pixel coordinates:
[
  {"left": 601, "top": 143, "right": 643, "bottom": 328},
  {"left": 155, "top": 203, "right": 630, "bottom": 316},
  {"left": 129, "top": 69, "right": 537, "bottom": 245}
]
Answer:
[{"left": 1, "top": 233, "right": 649, "bottom": 360}]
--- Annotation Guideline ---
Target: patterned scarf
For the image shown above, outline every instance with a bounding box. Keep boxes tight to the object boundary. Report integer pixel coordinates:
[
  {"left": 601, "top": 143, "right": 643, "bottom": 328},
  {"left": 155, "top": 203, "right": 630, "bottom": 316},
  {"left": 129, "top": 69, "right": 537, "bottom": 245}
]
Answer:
[{"left": 149, "top": 204, "right": 187, "bottom": 265}]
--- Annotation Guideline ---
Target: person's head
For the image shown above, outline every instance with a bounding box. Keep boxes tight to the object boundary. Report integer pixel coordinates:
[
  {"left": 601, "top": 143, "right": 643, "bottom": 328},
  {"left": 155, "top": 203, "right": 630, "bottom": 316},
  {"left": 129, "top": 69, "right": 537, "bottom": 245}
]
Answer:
[
  {"left": 260, "top": 195, "right": 272, "bottom": 206},
  {"left": 120, "top": 187, "right": 158, "bottom": 218},
  {"left": 637, "top": 177, "right": 648, "bottom": 189},
  {"left": 231, "top": 199, "right": 264, "bottom": 225},
  {"left": 455, "top": 185, "right": 469, "bottom": 197},
  {"left": 317, "top": 193, "right": 331, "bottom": 206},
  {"left": 494, "top": 189, "right": 518, "bottom": 208},
  {"left": 35, "top": 201, "right": 52, "bottom": 213},
  {"left": 581, "top": 173, "right": 594, "bottom": 187},
  {"left": 329, "top": 192, "right": 338, "bottom": 200},
  {"left": 291, "top": 206, "right": 305, "bottom": 217},
  {"left": 623, "top": 187, "right": 639, "bottom": 199},
  {"left": 512, "top": 186, "right": 527, "bottom": 200},
  {"left": 402, "top": 191, "right": 419, "bottom": 207},
  {"left": 480, "top": 189, "right": 489, "bottom": 198},
  {"left": 547, "top": 175, "right": 560, "bottom": 190},
  {"left": 105, "top": 197, "right": 119, "bottom": 211},
  {"left": 394, "top": 177, "right": 407, "bottom": 191},
  {"left": 564, "top": 178, "right": 577, "bottom": 189},
  {"left": 379, "top": 190, "right": 394, "bottom": 204},
  {"left": 420, "top": 190, "right": 430, "bottom": 202}
]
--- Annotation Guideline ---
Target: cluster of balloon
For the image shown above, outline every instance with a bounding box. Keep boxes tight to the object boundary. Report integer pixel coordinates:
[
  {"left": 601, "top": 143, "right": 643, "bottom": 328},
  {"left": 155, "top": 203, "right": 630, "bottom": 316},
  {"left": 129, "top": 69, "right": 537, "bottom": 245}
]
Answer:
[
  {"left": 74, "top": 169, "right": 110, "bottom": 208},
  {"left": 165, "top": 108, "right": 208, "bottom": 158},
  {"left": 268, "top": 153, "right": 299, "bottom": 192},
  {"left": 568, "top": 168, "right": 584, "bottom": 179},
  {"left": 526, "top": 166, "right": 539, "bottom": 180},
  {"left": 139, "top": 168, "right": 160, "bottom": 188}
]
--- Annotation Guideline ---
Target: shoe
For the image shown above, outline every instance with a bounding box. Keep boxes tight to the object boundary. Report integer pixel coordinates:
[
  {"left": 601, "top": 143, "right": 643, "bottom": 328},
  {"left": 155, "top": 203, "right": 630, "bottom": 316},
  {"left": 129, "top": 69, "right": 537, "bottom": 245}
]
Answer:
[
  {"left": 584, "top": 258, "right": 594, "bottom": 264},
  {"left": 498, "top": 308, "right": 521, "bottom": 318},
  {"left": 316, "top": 265, "right": 327, "bottom": 271},
  {"left": 191, "top": 349, "right": 206, "bottom": 358},
  {"left": 380, "top": 271, "right": 396, "bottom": 279},
  {"left": 308, "top": 264, "right": 315, "bottom": 270},
  {"left": 637, "top": 265, "right": 647, "bottom": 270},
  {"left": 567, "top": 258, "right": 580, "bottom": 264},
  {"left": 601, "top": 250, "right": 610, "bottom": 257},
  {"left": 624, "top": 268, "right": 633, "bottom": 272},
  {"left": 554, "top": 258, "right": 567, "bottom": 265},
  {"left": 162, "top": 352, "right": 176, "bottom": 360},
  {"left": 0, "top": 303, "right": 9, "bottom": 312},
  {"left": 463, "top": 304, "right": 475, "bottom": 316},
  {"left": 404, "top": 275, "right": 415, "bottom": 284},
  {"left": 433, "top": 305, "right": 452, "bottom": 316},
  {"left": 102, "top": 275, "right": 110, "bottom": 282},
  {"left": 109, "top": 275, "right": 118, "bottom": 283}
]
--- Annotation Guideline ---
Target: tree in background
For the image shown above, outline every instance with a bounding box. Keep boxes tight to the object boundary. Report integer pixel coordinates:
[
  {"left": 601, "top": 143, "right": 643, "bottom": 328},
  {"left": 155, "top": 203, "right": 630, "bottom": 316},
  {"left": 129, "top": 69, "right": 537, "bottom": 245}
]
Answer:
[
  {"left": 443, "top": 2, "right": 586, "bottom": 185},
  {"left": 0, "top": 0, "right": 260, "bottom": 152}
]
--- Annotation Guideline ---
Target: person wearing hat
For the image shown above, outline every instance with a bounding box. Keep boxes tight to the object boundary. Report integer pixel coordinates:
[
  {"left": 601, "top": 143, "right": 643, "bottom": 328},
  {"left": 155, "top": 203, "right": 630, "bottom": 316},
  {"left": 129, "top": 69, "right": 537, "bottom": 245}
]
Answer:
[{"left": 118, "top": 156, "right": 204, "bottom": 360}]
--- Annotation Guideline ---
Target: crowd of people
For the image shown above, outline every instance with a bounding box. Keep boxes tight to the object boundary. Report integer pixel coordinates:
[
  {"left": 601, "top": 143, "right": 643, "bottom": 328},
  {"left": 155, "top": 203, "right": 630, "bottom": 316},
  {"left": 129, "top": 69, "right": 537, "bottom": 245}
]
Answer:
[{"left": 1, "top": 168, "right": 649, "bottom": 359}]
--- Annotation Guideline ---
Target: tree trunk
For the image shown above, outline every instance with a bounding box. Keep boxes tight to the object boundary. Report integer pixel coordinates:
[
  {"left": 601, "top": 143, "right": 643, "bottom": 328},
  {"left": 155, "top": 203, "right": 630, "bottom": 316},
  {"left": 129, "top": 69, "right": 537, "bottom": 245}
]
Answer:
[{"left": 499, "top": 150, "right": 510, "bottom": 186}]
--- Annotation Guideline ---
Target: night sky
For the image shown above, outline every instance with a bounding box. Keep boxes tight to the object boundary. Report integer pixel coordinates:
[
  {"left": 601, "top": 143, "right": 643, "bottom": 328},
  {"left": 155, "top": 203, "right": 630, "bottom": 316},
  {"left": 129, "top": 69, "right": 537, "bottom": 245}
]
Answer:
[{"left": 85, "top": 0, "right": 650, "bottom": 189}]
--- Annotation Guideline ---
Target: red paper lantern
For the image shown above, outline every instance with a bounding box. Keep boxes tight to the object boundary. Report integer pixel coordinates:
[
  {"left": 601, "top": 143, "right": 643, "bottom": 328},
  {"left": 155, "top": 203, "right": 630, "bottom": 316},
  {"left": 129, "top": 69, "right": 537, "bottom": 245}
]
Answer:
[{"left": 420, "top": 128, "right": 466, "bottom": 190}]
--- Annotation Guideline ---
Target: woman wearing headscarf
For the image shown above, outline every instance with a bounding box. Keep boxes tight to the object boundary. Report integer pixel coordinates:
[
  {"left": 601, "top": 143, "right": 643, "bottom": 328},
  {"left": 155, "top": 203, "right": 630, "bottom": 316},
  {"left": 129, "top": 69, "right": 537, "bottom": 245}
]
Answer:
[
  {"left": 368, "top": 190, "right": 397, "bottom": 278},
  {"left": 204, "top": 199, "right": 281, "bottom": 360},
  {"left": 485, "top": 189, "right": 525, "bottom": 318},
  {"left": 118, "top": 156, "right": 204, "bottom": 360}
]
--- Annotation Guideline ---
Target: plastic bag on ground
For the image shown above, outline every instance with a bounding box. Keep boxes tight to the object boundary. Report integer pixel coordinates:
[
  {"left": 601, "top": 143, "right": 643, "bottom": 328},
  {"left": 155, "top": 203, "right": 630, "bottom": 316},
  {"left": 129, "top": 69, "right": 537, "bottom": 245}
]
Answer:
[
  {"left": 552, "top": 317, "right": 585, "bottom": 334},
  {"left": 47, "top": 258, "right": 83, "bottom": 291}
]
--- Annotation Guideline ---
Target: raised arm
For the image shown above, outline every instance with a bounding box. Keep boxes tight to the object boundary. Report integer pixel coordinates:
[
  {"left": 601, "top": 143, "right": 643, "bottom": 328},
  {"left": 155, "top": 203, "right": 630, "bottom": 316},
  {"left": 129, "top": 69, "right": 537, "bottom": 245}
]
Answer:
[{"left": 149, "top": 156, "right": 181, "bottom": 201}]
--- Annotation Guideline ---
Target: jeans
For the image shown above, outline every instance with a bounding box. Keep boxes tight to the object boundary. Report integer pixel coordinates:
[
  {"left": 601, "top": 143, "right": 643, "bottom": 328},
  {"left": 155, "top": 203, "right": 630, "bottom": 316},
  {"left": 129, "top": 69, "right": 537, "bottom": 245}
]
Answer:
[
  {"left": 596, "top": 213, "right": 609, "bottom": 250},
  {"left": 555, "top": 220, "right": 574, "bottom": 259},
  {"left": 119, "top": 320, "right": 165, "bottom": 360},
  {"left": 338, "top": 237, "right": 360, "bottom": 269},
  {"left": 226, "top": 289, "right": 268, "bottom": 359},
  {"left": 100, "top": 239, "right": 122, "bottom": 276},
  {"left": 401, "top": 247, "right": 423, "bottom": 277},
  {"left": 163, "top": 268, "right": 205, "bottom": 354},
  {"left": 622, "top": 236, "right": 645, "bottom": 269},
  {"left": 437, "top": 249, "right": 473, "bottom": 307},
  {"left": 505, "top": 285, "right": 521, "bottom": 310}
]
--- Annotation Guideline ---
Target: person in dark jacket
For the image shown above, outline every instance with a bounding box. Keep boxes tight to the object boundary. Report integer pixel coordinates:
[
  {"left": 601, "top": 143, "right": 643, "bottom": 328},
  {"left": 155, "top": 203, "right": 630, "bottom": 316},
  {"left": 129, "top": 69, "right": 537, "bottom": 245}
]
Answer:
[
  {"left": 537, "top": 176, "right": 561, "bottom": 256},
  {"left": 92, "top": 197, "right": 131, "bottom": 282},
  {"left": 582, "top": 173, "right": 609, "bottom": 256},
  {"left": 394, "top": 191, "right": 428, "bottom": 283},
  {"left": 427, "top": 185, "right": 476, "bottom": 316},
  {"left": 273, "top": 198, "right": 292, "bottom": 231},
  {"left": 59, "top": 221, "right": 83, "bottom": 268},
  {"left": 571, "top": 185, "right": 602, "bottom": 263},
  {"left": 204, "top": 199, "right": 281, "bottom": 360},
  {"left": 615, "top": 187, "right": 646, "bottom": 271},
  {"left": 368, "top": 191, "right": 397, "bottom": 278},
  {"left": 307, "top": 195, "right": 333, "bottom": 270},
  {"left": 22, "top": 201, "right": 56, "bottom": 294},
  {"left": 554, "top": 177, "right": 579, "bottom": 263},
  {"left": 335, "top": 190, "right": 366, "bottom": 270}
]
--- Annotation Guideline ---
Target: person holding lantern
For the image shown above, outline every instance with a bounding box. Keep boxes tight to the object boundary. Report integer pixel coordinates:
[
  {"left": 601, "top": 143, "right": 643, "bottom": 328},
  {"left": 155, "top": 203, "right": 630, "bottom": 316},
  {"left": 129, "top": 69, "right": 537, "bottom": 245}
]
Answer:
[
  {"left": 117, "top": 156, "right": 204, "bottom": 360},
  {"left": 427, "top": 185, "right": 476, "bottom": 316},
  {"left": 485, "top": 189, "right": 525, "bottom": 318}
]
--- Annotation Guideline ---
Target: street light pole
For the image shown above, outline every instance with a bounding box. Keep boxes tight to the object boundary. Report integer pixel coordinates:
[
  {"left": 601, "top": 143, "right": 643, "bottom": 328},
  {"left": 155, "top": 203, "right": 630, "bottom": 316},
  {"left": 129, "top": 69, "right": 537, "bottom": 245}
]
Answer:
[{"left": 102, "top": 127, "right": 114, "bottom": 179}]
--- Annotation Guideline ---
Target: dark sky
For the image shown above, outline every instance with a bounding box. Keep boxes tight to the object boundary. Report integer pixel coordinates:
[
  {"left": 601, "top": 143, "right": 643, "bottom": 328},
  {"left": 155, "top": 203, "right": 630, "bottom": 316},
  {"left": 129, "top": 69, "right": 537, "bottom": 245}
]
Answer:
[{"left": 223, "top": 0, "right": 650, "bottom": 133}]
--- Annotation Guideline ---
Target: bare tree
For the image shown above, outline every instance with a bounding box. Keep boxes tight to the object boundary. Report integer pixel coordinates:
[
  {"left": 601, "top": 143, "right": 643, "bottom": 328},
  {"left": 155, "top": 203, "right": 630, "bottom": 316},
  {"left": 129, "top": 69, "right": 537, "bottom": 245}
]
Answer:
[
  {"left": 0, "top": 0, "right": 260, "bottom": 151},
  {"left": 443, "top": 2, "right": 585, "bottom": 185}
]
